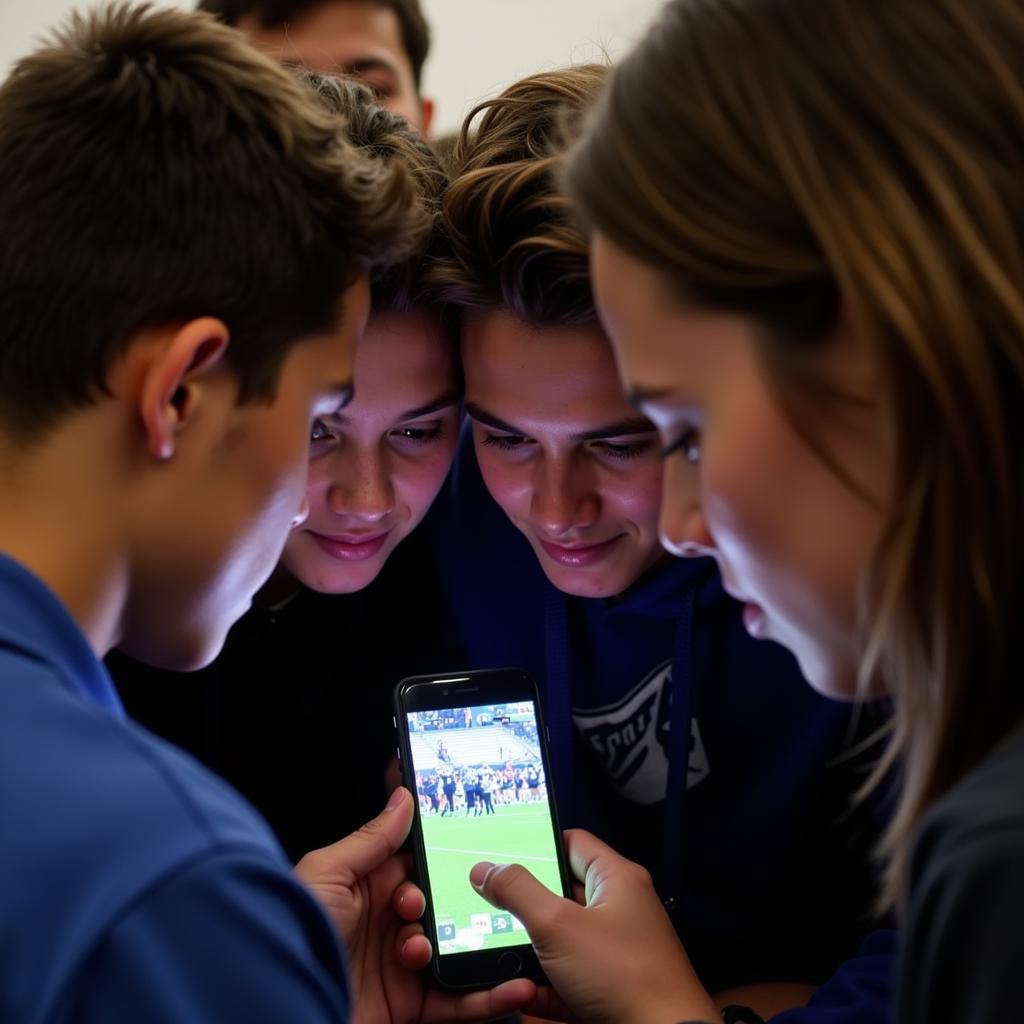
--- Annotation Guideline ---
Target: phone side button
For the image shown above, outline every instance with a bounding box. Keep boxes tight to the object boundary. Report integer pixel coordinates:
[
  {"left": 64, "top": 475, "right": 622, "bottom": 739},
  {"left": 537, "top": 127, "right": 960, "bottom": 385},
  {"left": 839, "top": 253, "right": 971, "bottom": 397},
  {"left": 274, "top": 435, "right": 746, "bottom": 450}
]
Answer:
[{"left": 497, "top": 952, "right": 522, "bottom": 978}]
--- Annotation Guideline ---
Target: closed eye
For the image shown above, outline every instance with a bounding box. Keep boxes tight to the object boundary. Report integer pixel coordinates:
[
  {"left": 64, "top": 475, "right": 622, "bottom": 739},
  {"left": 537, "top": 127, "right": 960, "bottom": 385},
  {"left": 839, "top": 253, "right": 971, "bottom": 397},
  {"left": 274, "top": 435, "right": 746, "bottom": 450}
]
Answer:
[
  {"left": 481, "top": 433, "right": 531, "bottom": 451},
  {"left": 590, "top": 438, "right": 656, "bottom": 461}
]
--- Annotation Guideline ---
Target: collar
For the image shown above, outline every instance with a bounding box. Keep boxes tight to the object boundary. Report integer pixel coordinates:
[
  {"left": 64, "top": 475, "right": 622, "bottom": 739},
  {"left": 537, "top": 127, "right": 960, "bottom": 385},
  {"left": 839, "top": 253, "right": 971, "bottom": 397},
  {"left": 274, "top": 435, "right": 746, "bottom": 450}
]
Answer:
[{"left": 0, "top": 551, "right": 124, "bottom": 717}]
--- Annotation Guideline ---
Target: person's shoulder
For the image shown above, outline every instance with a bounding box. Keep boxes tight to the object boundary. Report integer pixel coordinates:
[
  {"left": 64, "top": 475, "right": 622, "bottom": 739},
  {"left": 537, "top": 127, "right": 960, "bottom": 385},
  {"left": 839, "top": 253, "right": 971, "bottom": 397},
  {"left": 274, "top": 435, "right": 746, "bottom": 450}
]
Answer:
[
  {"left": 900, "top": 722, "right": 1024, "bottom": 1022},
  {"left": 3, "top": 648, "right": 283, "bottom": 871},
  {"left": 908, "top": 719, "right": 1024, "bottom": 926},
  {"left": 0, "top": 653, "right": 303, "bottom": 1020},
  {"left": 917, "top": 719, "right": 1024, "bottom": 858}
]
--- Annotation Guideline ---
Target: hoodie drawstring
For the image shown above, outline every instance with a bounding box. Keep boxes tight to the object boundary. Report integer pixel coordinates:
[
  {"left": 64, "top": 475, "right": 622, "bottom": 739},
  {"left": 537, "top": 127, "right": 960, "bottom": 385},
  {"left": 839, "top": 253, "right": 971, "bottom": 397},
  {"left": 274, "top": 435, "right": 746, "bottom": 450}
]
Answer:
[
  {"left": 661, "top": 578, "right": 697, "bottom": 918},
  {"left": 543, "top": 580, "right": 576, "bottom": 825}
]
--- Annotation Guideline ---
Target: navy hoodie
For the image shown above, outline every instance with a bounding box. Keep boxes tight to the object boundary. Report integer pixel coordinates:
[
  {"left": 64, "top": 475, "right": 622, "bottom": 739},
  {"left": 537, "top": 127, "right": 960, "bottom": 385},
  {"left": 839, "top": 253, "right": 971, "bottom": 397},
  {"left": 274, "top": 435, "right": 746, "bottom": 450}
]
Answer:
[{"left": 429, "top": 430, "right": 896, "bottom": 1021}]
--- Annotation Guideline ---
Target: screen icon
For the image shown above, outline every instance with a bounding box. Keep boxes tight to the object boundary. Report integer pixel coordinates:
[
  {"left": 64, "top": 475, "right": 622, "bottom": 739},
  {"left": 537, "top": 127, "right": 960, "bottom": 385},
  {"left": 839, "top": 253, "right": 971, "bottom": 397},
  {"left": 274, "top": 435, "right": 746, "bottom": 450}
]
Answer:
[
  {"left": 471, "top": 913, "right": 493, "bottom": 935},
  {"left": 491, "top": 913, "right": 513, "bottom": 933},
  {"left": 437, "top": 921, "right": 456, "bottom": 941},
  {"left": 511, "top": 915, "right": 527, "bottom": 932}
]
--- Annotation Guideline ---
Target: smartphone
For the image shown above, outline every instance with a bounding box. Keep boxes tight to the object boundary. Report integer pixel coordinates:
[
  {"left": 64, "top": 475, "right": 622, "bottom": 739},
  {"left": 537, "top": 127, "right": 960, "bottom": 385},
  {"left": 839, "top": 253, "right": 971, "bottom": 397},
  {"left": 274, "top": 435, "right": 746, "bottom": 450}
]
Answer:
[{"left": 393, "top": 667, "right": 571, "bottom": 990}]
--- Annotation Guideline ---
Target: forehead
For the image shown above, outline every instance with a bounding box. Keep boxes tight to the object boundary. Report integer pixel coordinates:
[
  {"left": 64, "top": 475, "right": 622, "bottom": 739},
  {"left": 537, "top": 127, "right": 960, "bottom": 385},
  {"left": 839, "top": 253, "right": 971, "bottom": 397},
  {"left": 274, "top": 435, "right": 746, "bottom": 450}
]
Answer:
[
  {"left": 351, "top": 308, "right": 455, "bottom": 391},
  {"left": 239, "top": 1, "right": 411, "bottom": 77},
  {"left": 590, "top": 233, "right": 692, "bottom": 388},
  {"left": 461, "top": 308, "right": 634, "bottom": 427}
]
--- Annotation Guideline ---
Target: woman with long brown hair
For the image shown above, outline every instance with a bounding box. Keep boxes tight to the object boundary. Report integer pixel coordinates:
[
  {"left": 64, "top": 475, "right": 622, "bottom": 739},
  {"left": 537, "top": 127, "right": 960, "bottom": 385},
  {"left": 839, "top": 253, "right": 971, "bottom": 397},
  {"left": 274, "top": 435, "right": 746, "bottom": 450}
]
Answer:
[{"left": 470, "top": 1, "right": 1024, "bottom": 1021}]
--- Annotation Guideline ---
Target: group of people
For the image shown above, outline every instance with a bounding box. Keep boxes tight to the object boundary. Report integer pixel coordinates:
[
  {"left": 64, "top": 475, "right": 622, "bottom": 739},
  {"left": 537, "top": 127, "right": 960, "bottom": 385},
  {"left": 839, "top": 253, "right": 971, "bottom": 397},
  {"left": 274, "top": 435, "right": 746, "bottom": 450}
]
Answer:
[
  {"left": 3, "top": 0, "right": 1023, "bottom": 1022},
  {"left": 444, "top": 769, "right": 496, "bottom": 817}
]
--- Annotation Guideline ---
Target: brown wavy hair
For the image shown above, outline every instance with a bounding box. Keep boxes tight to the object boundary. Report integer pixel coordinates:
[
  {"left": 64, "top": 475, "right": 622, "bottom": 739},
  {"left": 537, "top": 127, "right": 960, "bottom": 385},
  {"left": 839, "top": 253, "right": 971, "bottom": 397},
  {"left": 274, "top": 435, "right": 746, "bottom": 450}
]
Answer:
[
  {"left": 566, "top": 0, "right": 1024, "bottom": 909},
  {"left": 434, "top": 65, "right": 609, "bottom": 326}
]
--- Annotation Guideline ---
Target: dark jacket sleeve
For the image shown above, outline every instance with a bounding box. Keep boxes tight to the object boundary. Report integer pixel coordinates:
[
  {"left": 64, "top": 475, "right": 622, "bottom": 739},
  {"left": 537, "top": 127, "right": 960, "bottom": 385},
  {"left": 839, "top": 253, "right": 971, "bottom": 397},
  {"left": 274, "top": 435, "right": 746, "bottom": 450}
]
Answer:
[{"left": 768, "top": 930, "right": 896, "bottom": 1024}]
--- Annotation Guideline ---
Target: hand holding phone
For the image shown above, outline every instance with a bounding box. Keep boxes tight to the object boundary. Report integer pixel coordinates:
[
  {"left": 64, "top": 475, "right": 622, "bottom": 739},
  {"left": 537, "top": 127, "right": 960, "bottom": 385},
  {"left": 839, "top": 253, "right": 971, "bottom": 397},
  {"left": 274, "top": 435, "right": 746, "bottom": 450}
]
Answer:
[
  {"left": 294, "top": 787, "right": 537, "bottom": 1022},
  {"left": 470, "top": 829, "right": 721, "bottom": 1024},
  {"left": 394, "top": 668, "right": 572, "bottom": 990}
]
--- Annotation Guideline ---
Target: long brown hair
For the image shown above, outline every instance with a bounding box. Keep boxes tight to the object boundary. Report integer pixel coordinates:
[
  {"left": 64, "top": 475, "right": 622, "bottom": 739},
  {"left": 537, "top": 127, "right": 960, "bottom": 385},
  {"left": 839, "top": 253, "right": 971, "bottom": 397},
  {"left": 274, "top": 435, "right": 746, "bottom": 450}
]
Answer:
[{"left": 566, "top": 0, "right": 1024, "bottom": 909}]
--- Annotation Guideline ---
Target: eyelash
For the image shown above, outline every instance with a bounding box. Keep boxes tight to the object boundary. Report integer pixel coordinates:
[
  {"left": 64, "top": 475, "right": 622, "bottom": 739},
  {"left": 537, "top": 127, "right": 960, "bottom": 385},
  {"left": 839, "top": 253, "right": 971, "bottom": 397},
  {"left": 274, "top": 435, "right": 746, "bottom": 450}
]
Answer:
[
  {"left": 481, "top": 434, "right": 655, "bottom": 461},
  {"left": 393, "top": 425, "right": 443, "bottom": 443},
  {"left": 481, "top": 434, "right": 528, "bottom": 451},
  {"left": 660, "top": 428, "right": 701, "bottom": 464},
  {"left": 309, "top": 421, "right": 445, "bottom": 446}
]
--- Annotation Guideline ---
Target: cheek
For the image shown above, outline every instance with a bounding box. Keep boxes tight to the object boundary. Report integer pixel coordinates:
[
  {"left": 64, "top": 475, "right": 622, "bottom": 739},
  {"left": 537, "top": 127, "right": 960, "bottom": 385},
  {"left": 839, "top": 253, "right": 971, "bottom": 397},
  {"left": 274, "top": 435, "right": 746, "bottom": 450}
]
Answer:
[
  {"left": 392, "top": 447, "right": 458, "bottom": 520},
  {"left": 302, "top": 456, "right": 335, "bottom": 509},
  {"left": 474, "top": 450, "right": 529, "bottom": 517},
  {"left": 700, "top": 454, "right": 770, "bottom": 568},
  {"left": 608, "top": 464, "right": 663, "bottom": 531}
]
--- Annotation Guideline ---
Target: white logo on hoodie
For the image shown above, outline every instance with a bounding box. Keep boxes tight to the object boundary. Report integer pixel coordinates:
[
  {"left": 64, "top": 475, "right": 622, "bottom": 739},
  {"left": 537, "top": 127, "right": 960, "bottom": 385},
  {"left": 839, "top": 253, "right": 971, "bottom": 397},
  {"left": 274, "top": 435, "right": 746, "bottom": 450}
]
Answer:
[{"left": 573, "top": 660, "right": 709, "bottom": 805}]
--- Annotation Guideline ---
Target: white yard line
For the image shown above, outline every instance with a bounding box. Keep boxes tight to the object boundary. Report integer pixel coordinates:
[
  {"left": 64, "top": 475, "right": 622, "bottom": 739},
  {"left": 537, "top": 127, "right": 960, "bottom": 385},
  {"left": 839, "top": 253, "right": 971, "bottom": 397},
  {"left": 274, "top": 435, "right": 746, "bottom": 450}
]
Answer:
[{"left": 426, "top": 847, "right": 558, "bottom": 862}]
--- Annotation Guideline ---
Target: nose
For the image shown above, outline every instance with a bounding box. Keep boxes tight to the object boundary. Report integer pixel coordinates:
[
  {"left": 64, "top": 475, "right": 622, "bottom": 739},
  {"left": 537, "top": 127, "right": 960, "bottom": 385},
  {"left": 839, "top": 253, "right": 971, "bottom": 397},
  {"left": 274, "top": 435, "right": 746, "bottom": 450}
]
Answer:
[
  {"left": 292, "top": 494, "right": 310, "bottom": 528},
  {"left": 659, "top": 460, "right": 714, "bottom": 558},
  {"left": 326, "top": 448, "right": 394, "bottom": 524},
  {"left": 529, "top": 454, "right": 600, "bottom": 537}
]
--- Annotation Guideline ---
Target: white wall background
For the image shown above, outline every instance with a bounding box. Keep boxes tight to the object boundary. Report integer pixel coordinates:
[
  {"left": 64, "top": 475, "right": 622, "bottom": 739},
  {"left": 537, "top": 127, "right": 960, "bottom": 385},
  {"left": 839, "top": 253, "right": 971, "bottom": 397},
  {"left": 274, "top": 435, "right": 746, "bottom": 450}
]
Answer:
[{"left": 0, "top": 0, "right": 664, "bottom": 135}]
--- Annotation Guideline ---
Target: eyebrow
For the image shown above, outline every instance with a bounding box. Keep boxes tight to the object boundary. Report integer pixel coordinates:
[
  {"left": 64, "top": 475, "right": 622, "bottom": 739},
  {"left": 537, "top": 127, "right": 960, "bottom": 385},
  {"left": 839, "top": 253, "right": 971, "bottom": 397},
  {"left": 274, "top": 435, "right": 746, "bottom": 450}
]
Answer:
[
  {"left": 465, "top": 402, "right": 654, "bottom": 441},
  {"left": 332, "top": 389, "right": 461, "bottom": 424},
  {"left": 339, "top": 57, "right": 399, "bottom": 82},
  {"left": 396, "top": 390, "right": 462, "bottom": 421}
]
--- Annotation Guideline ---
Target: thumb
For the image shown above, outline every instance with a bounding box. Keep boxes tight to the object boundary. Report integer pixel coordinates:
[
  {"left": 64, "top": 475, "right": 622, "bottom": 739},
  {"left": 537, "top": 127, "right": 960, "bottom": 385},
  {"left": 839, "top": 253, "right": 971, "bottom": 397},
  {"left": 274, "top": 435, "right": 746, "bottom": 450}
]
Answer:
[
  {"left": 312, "top": 786, "right": 414, "bottom": 882},
  {"left": 469, "top": 861, "right": 566, "bottom": 933}
]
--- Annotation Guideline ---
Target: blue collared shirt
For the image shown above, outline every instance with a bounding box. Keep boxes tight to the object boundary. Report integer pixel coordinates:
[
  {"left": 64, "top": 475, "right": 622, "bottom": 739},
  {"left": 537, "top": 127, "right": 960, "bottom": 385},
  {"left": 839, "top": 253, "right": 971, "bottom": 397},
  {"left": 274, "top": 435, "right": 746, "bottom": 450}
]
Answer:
[{"left": 0, "top": 552, "right": 350, "bottom": 1022}]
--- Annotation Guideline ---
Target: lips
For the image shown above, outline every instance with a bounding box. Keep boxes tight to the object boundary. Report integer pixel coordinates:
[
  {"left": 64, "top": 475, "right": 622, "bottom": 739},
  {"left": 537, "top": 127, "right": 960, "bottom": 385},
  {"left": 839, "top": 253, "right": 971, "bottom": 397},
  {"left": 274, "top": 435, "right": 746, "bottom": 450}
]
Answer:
[
  {"left": 536, "top": 534, "right": 623, "bottom": 568},
  {"left": 309, "top": 530, "right": 390, "bottom": 562}
]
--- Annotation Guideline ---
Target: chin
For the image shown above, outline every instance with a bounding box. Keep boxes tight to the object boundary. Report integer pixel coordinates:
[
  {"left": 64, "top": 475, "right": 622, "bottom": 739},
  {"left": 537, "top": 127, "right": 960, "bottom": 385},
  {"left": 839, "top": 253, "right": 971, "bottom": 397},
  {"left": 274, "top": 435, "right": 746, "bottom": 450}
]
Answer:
[
  {"left": 542, "top": 567, "right": 625, "bottom": 600},
  {"left": 117, "top": 626, "right": 228, "bottom": 673},
  {"left": 791, "top": 644, "right": 860, "bottom": 703},
  {"left": 291, "top": 559, "right": 384, "bottom": 596}
]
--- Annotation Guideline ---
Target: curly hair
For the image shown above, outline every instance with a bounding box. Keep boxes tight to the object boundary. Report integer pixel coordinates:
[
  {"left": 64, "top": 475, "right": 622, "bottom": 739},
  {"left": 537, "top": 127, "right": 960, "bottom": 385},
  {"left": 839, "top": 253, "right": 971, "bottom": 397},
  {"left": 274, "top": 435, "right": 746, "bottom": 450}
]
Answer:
[{"left": 297, "top": 72, "right": 446, "bottom": 311}]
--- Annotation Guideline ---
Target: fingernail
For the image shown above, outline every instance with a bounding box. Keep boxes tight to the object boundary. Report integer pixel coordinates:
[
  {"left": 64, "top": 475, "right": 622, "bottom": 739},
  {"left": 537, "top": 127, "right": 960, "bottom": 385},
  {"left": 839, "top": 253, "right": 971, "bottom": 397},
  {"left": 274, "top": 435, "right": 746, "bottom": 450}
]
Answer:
[
  {"left": 385, "top": 787, "right": 406, "bottom": 812},
  {"left": 469, "top": 861, "right": 495, "bottom": 889}
]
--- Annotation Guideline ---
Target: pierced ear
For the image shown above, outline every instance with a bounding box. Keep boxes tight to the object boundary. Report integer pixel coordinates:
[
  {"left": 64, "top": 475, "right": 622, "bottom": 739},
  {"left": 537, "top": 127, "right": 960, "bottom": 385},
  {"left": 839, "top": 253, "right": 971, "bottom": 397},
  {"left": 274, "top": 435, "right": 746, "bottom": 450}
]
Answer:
[{"left": 141, "top": 317, "right": 230, "bottom": 461}]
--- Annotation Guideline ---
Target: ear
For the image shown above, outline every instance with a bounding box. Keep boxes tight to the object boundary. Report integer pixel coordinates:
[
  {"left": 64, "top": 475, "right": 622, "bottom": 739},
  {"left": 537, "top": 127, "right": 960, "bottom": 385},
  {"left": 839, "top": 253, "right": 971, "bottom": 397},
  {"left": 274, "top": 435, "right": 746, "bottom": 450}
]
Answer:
[
  {"left": 140, "top": 317, "right": 230, "bottom": 461},
  {"left": 419, "top": 96, "right": 435, "bottom": 140}
]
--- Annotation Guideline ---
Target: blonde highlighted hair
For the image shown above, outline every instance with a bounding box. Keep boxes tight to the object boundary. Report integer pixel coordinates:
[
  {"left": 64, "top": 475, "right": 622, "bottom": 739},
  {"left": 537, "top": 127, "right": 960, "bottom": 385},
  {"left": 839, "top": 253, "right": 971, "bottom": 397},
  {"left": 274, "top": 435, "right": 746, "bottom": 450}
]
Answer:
[{"left": 567, "top": 0, "right": 1024, "bottom": 908}]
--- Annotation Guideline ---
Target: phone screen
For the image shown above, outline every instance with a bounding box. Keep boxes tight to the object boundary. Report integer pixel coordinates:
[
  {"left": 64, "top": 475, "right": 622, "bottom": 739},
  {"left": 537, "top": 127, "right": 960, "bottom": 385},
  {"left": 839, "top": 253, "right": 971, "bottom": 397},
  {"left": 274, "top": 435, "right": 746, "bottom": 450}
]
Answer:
[{"left": 403, "top": 698, "right": 563, "bottom": 955}]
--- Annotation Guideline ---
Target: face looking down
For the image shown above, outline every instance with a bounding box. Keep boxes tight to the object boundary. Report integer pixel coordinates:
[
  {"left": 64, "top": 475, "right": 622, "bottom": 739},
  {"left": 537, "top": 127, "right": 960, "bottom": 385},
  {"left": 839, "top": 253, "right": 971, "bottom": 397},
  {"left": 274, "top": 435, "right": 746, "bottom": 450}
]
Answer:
[
  {"left": 462, "top": 307, "right": 666, "bottom": 600},
  {"left": 125, "top": 276, "right": 370, "bottom": 671},
  {"left": 282, "top": 308, "right": 460, "bottom": 594},
  {"left": 590, "top": 233, "right": 890, "bottom": 700}
]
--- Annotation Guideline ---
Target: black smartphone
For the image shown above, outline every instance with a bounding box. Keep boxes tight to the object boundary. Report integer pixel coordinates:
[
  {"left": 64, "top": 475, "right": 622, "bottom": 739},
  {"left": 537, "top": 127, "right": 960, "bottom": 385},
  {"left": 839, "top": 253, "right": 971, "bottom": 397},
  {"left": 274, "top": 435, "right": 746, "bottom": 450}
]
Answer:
[{"left": 393, "top": 667, "right": 571, "bottom": 990}]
